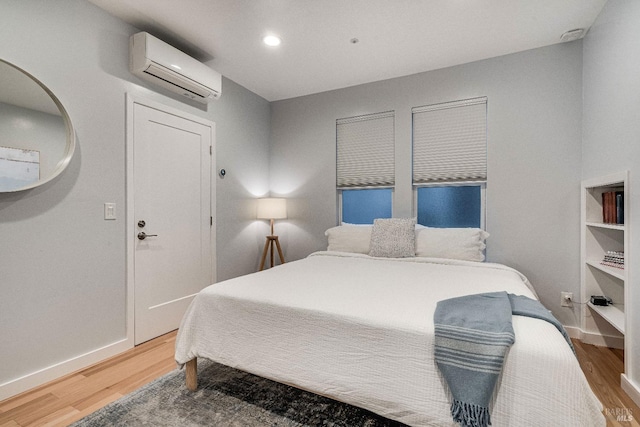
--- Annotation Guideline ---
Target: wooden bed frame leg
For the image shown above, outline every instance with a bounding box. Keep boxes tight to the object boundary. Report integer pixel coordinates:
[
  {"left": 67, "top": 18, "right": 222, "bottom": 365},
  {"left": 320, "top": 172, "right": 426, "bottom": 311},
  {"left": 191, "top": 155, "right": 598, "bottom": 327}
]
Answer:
[{"left": 186, "top": 358, "right": 198, "bottom": 391}]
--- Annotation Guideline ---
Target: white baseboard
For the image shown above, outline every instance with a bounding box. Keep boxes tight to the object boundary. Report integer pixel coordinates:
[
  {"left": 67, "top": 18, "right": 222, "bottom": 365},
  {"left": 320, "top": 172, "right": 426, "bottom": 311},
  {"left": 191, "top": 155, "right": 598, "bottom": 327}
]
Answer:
[
  {"left": 0, "top": 338, "right": 132, "bottom": 402},
  {"left": 580, "top": 331, "right": 625, "bottom": 349},
  {"left": 621, "top": 374, "right": 640, "bottom": 409},
  {"left": 564, "top": 325, "right": 583, "bottom": 340},
  {"left": 569, "top": 326, "right": 625, "bottom": 349}
]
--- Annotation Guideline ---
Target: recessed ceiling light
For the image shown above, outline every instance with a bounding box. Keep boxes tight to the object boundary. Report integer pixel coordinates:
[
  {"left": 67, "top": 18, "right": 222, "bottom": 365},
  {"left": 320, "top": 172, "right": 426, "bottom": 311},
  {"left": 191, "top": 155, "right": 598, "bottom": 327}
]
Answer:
[{"left": 263, "top": 35, "right": 281, "bottom": 47}]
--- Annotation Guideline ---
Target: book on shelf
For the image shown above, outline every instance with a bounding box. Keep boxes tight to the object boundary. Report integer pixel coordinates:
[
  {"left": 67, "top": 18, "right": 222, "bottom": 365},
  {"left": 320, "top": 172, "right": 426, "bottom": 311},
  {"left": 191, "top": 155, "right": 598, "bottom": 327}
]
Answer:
[
  {"left": 616, "top": 191, "right": 624, "bottom": 224},
  {"left": 602, "top": 190, "right": 624, "bottom": 224},
  {"left": 601, "top": 250, "right": 624, "bottom": 270}
]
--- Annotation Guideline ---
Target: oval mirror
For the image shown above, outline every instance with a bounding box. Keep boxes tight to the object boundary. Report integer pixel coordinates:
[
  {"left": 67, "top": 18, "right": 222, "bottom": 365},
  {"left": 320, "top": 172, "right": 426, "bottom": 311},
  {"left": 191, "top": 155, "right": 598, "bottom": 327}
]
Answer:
[{"left": 0, "top": 59, "right": 75, "bottom": 192}]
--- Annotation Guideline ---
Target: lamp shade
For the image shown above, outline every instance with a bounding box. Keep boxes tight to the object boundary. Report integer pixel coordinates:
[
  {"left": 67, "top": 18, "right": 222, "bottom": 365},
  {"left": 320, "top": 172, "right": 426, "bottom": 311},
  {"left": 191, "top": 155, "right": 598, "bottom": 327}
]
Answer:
[{"left": 257, "top": 198, "right": 287, "bottom": 220}]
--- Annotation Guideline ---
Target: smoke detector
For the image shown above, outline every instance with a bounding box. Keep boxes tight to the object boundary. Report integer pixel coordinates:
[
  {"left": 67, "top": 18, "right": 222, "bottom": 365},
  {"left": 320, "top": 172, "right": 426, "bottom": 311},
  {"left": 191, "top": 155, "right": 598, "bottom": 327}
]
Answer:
[{"left": 560, "top": 28, "right": 585, "bottom": 43}]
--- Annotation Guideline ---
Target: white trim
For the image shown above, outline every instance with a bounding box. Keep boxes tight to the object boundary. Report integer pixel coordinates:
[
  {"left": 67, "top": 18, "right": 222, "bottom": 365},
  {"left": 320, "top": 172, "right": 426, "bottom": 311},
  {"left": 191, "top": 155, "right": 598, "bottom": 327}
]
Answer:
[
  {"left": 582, "top": 171, "right": 628, "bottom": 190},
  {"left": 148, "top": 292, "right": 199, "bottom": 310},
  {"left": 125, "top": 93, "right": 136, "bottom": 349},
  {"left": 0, "top": 338, "right": 130, "bottom": 401},
  {"left": 125, "top": 93, "right": 216, "bottom": 345},
  {"left": 565, "top": 325, "right": 625, "bottom": 349},
  {"left": 621, "top": 374, "right": 640, "bottom": 408},
  {"left": 563, "top": 325, "right": 583, "bottom": 340},
  {"left": 578, "top": 329, "right": 625, "bottom": 349}
]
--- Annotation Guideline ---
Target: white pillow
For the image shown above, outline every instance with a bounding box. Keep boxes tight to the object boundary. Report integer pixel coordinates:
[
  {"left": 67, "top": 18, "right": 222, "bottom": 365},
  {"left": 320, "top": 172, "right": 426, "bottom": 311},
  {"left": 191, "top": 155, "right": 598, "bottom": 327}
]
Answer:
[
  {"left": 325, "top": 225, "right": 372, "bottom": 254},
  {"left": 415, "top": 227, "right": 489, "bottom": 261},
  {"left": 369, "top": 218, "right": 416, "bottom": 258}
]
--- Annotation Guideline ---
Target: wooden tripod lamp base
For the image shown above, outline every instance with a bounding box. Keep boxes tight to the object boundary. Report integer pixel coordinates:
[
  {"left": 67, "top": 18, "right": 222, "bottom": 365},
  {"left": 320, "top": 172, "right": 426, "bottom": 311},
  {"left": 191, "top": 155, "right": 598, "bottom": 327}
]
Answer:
[
  {"left": 259, "top": 234, "right": 285, "bottom": 270},
  {"left": 257, "top": 198, "right": 287, "bottom": 271}
]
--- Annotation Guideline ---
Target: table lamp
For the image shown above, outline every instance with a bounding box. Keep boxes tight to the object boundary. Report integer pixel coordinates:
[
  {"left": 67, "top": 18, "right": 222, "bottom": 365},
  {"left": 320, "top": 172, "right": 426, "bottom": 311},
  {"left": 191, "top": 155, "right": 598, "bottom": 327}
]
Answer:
[{"left": 257, "top": 197, "right": 287, "bottom": 270}]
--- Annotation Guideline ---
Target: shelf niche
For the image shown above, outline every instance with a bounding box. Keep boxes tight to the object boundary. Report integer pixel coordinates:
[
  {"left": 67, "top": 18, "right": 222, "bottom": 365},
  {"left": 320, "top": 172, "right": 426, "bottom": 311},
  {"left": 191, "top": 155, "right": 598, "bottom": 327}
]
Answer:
[{"left": 581, "top": 171, "right": 628, "bottom": 348}]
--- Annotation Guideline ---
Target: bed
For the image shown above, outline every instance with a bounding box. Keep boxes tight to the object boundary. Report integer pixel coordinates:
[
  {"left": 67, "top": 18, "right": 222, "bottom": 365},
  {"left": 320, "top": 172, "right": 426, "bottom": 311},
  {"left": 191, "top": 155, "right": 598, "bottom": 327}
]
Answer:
[{"left": 175, "top": 223, "right": 605, "bottom": 426}]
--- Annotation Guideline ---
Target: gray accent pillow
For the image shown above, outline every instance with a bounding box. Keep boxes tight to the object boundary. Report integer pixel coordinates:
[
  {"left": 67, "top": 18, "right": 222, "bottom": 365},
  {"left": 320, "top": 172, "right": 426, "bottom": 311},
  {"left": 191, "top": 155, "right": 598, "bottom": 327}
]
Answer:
[{"left": 369, "top": 218, "right": 416, "bottom": 258}]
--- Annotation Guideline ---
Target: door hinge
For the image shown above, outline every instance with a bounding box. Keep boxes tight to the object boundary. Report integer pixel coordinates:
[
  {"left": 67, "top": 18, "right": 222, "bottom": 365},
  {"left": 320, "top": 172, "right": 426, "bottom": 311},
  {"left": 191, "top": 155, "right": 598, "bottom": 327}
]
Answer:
[
  {"left": 210, "top": 216, "right": 213, "bottom": 226},
  {"left": 209, "top": 145, "right": 212, "bottom": 156}
]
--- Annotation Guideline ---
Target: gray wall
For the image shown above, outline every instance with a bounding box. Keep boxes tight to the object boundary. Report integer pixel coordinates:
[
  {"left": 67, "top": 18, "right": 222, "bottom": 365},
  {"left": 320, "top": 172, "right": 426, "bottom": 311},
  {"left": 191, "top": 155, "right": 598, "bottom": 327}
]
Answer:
[
  {"left": 582, "top": 0, "right": 640, "bottom": 391},
  {"left": 0, "top": 0, "right": 270, "bottom": 394},
  {"left": 270, "top": 42, "right": 584, "bottom": 327}
]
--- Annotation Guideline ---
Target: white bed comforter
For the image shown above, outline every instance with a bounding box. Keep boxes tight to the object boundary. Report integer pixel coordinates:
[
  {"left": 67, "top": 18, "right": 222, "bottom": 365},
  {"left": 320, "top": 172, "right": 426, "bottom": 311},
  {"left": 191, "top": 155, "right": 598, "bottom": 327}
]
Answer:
[{"left": 175, "top": 251, "right": 605, "bottom": 426}]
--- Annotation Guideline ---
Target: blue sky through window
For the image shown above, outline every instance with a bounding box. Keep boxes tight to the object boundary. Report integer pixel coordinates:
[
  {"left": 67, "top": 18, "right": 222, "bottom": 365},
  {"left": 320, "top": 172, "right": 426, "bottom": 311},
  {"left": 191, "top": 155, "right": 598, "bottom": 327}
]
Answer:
[
  {"left": 342, "top": 188, "right": 392, "bottom": 224},
  {"left": 417, "top": 186, "right": 481, "bottom": 228}
]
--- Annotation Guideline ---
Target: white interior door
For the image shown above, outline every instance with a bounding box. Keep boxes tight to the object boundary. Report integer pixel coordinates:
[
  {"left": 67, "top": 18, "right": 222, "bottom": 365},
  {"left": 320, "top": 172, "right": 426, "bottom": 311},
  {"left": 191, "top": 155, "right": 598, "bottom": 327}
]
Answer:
[{"left": 132, "top": 102, "right": 212, "bottom": 345}]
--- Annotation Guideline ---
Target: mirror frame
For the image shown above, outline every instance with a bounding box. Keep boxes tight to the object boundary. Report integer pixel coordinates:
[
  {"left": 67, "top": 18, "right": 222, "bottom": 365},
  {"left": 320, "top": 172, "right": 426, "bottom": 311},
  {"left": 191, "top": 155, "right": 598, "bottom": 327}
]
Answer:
[{"left": 0, "top": 59, "right": 76, "bottom": 192}]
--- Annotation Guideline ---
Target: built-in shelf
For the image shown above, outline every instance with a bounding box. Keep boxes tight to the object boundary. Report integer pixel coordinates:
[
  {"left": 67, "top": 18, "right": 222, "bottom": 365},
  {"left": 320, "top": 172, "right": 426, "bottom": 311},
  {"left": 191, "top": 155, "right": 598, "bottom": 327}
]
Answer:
[
  {"left": 586, "top": 222, "right": 625, "bottom": 231},
  {"left": 587, "top": 302, "right": 625, "bottom": 334},
  {"left": 581, "top": 171, "right": 628, "bottom": 346},
  {"left": 585, "top": 260, "right": 625, "bottom": 281}
]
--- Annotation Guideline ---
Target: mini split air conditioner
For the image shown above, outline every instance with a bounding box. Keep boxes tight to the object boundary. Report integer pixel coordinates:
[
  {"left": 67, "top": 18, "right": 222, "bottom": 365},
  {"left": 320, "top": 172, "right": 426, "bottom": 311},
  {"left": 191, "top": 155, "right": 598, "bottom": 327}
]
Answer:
[{"left": 130, "top": 32, "right": 221, "bottom": 103}]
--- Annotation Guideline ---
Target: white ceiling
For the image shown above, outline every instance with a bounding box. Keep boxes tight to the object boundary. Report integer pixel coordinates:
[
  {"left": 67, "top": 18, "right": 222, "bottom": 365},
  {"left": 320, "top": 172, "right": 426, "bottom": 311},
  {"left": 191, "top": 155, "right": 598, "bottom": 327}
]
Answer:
[{"left": 86, "top": 0, "right": 607, "bottom": 102}]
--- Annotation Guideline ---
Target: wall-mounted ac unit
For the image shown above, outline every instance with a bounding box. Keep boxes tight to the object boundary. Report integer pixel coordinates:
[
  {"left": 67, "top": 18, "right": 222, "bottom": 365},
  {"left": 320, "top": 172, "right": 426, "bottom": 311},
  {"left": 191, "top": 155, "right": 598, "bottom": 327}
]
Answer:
[{"left": 130, "top": 32, "right": 221, "bottom": 103}]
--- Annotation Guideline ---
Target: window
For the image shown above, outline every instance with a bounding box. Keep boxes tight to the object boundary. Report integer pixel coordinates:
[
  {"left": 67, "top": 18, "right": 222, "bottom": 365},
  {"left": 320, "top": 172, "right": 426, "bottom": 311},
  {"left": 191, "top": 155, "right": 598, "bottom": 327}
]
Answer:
[
  {"left": 416, "top": 185, "right": 483, "bottom": 228},
  {"left": 341, "top": 188, "right": 392, "bottom": 224},
  {"left": 337, "top": 111, "right": 394, "bottom": 224},
  {"left": 412, "top": 97, "right": 487, "bottom": 228}
]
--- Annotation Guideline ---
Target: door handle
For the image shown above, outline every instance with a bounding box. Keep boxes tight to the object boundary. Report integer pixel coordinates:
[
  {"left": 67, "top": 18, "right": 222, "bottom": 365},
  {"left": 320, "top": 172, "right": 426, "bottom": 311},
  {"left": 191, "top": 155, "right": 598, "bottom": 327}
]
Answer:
[{"left": 137, "top": 232, "right": 158, "bottom": 240}]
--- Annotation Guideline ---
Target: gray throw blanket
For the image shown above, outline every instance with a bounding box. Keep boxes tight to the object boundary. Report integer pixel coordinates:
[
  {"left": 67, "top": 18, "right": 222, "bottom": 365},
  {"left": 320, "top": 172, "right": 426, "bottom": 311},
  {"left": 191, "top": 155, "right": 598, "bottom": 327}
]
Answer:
[
  {"left": 434, "top": 292, "right": 515, "bottom": 427},
  {"left": 434, "top": 291, "right": 573, "bottom": 427},
  {"left": 507, "top": 293, "right": 575, "bottom": 355}
]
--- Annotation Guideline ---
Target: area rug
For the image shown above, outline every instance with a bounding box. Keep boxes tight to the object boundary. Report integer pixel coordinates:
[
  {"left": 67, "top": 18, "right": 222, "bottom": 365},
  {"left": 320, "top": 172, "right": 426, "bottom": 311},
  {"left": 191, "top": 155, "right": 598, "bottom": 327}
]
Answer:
[{"left": 71, "top": 359, "right": 407, "bottom": 426}]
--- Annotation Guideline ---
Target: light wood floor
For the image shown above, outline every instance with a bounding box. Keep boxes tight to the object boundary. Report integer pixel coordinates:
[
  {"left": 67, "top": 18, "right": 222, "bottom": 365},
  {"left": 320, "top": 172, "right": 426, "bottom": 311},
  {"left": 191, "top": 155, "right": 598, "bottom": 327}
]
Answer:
[
  {"left": 573, "top": 339, "right": 640, "bottom": 427},
  {"left": 1, "top": 332, "right": 638, "bottom": 427},
  {"left": 0, "top": 331, "right": 178, "bottom": 427}
]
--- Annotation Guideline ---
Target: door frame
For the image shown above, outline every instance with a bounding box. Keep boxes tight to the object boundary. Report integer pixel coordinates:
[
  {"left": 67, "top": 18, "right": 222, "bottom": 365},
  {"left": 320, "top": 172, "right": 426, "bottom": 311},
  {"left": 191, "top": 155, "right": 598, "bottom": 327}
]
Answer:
[{"left": 125, "top": 93, "right": 216, "bottom": 347}]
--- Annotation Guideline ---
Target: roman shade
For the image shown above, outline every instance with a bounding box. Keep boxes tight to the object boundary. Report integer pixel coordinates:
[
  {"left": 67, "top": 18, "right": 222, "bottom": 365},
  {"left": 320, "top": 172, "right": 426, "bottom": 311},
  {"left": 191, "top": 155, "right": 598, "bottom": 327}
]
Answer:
[
  {"left": 337, "top": 111, "right": 395, "bottom": 188},
  {"left": 412, "top": 97, "right": 487, "bottom": 184}
]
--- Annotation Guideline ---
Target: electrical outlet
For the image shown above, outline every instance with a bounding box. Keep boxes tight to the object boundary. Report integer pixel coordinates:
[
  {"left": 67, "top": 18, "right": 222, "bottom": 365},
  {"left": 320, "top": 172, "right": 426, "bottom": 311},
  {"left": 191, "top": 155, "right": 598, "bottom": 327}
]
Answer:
[{"left": 561, "top": 292, "right": 573, "bottom": 307}]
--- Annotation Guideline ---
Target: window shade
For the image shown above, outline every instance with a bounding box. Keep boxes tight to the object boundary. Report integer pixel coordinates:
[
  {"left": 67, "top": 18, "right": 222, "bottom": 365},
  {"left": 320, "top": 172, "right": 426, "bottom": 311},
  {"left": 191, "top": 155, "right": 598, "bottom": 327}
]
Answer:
[
  {"left": 337, "top": 111, "right": 394, "bottom": 188},
  {"left": 412, "top": 97, "right": 487, "bottom": 184}
]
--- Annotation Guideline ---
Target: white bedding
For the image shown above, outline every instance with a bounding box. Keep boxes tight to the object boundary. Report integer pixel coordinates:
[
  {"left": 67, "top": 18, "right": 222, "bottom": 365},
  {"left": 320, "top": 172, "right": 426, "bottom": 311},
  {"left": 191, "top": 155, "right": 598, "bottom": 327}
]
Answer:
[{"left": 175, "top": 251, "right": 605, "bottom": 426}]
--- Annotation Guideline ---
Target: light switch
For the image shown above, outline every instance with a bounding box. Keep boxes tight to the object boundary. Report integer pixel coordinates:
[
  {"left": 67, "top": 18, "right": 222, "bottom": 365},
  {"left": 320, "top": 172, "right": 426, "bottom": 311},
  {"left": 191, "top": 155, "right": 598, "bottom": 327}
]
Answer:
[{"left": 104, "top": 203, "right": 116, "bottom": 220}]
